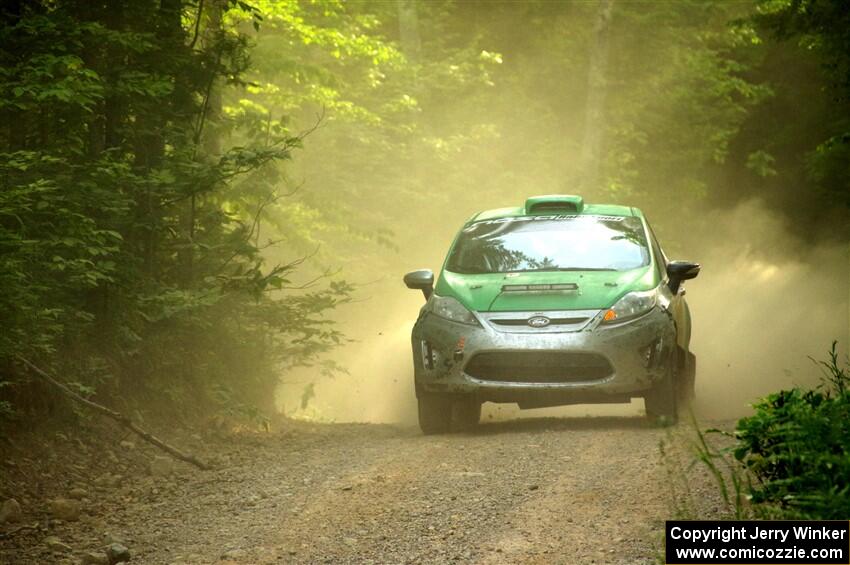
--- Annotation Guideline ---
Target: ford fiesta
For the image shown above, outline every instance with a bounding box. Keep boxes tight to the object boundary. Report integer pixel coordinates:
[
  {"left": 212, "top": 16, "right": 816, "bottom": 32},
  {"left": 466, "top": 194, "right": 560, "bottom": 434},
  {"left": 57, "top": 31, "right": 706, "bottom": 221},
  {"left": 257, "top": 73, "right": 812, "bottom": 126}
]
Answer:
[{"left": 404, "top": 195, "right": 700, "bottom": 434}]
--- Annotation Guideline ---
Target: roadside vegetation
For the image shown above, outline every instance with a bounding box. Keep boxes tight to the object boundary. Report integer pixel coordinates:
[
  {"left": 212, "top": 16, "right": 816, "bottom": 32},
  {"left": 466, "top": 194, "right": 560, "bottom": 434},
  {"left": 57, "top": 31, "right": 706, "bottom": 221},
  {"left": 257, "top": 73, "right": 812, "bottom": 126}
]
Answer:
[
  {"left": 736, "top": 344, "right": 850, "bottom": 519},
  {"left": 694, "top": 343, "right": 850, "bottom": 520},
  {"left": 684, "top": 0, "right": 850, "bottom": 523},
  {"left": 0, "top": 0, "right": 358, "bottom": 426}
]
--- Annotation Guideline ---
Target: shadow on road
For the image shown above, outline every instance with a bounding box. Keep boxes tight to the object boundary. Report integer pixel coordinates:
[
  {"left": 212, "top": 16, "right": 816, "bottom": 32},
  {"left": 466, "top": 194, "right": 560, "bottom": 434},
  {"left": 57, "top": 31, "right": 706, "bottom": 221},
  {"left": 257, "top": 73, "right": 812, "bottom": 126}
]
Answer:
[{"left": 468, "top": 415, "right": 656, "bottom": 435}]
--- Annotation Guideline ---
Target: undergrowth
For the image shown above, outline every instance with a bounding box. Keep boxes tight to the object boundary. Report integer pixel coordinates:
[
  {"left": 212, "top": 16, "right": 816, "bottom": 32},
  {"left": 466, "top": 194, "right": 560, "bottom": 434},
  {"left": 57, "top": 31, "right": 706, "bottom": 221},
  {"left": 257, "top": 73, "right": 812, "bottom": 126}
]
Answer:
[{"left": 695, "top": 342, "right": 850, "bottom": 519}]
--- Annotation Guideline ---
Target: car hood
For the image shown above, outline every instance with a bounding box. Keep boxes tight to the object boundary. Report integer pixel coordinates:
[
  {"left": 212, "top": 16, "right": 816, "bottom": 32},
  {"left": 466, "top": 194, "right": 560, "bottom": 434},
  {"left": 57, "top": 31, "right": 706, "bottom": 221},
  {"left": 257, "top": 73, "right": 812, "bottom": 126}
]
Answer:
[{"left": 435, "top": 267, "right": 658, "bottom": 312}]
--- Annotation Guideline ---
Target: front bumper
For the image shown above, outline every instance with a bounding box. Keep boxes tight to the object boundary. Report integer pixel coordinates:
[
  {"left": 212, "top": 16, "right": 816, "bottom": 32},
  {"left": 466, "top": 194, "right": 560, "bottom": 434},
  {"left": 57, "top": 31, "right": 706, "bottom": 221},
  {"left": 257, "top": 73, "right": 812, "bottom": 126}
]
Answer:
[{"left": 411, "top": 307, "right": 675, "bottom": 409}]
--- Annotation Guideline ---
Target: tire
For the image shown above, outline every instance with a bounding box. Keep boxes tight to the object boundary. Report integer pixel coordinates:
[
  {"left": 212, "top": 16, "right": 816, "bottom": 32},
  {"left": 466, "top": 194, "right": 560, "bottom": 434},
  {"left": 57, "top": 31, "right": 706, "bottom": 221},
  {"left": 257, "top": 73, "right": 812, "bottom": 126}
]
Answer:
[
  {"left": 645, "top": 351, "right": 678, "bottom": 425},
  {"left": 451, "top": 396, "right": 481, "bottom": 431},
  {"left": 418, "top": 393, "right": 452, "bottom": 434}
]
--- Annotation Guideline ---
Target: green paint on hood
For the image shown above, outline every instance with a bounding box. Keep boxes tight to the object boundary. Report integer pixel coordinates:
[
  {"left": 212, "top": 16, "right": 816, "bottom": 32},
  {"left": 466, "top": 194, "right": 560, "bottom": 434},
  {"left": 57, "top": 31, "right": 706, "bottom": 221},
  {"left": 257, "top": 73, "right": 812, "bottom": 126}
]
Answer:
[{"left": 435, "top": 267, "right": 658, "bottom": 312}]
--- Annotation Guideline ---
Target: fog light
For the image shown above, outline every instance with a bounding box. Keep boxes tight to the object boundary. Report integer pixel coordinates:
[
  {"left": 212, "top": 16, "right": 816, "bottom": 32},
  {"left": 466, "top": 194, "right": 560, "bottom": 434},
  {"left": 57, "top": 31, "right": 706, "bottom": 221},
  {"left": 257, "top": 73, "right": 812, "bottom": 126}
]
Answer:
[
  {"left": 422, "top": 340, "right": 437, "bottom": 370},
  {"left": 641, "top": 345, "right": 653, "bottom": 368}
]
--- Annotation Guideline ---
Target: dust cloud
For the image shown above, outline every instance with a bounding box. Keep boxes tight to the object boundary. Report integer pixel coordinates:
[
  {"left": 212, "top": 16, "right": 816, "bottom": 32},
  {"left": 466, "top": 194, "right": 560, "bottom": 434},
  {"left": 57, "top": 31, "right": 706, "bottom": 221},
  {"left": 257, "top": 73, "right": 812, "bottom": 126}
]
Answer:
[
  {"left": 686, "top": 200, "right": 848, "bottom": 419},
  {"left": 276, "top": 198, "right": 848, "bottom": 424},
  {"left": 276, "top": 291, "right": 421, "bottom": 425},
  {"left": 252, "top": 0, "right": 850, "bottom": 427}
]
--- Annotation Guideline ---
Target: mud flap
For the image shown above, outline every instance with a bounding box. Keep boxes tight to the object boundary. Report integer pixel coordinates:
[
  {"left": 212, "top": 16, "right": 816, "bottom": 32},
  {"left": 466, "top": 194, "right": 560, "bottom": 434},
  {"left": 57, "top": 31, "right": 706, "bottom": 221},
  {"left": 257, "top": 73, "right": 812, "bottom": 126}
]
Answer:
[
  {"left": 677, "top": 350, "right": 696, "bottom": 408},
  {"left": 645, "top": 352, "right": 678, "bottom": 424}
]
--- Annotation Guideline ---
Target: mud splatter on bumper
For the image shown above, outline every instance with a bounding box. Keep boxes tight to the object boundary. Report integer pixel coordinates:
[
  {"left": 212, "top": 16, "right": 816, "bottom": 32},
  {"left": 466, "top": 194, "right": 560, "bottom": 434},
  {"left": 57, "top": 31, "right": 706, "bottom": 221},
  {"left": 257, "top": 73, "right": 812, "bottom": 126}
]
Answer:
[{"left": 411, "top": 307, "right": 675, "bottom": 408}]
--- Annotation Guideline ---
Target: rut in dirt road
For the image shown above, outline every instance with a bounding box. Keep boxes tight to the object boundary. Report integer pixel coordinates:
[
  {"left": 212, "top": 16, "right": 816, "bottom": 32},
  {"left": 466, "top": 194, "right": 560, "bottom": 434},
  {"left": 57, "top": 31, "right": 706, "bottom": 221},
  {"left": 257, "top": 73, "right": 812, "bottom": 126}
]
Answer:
[{"left": 1, "top": 417, "right": 728, "bottom": 565}]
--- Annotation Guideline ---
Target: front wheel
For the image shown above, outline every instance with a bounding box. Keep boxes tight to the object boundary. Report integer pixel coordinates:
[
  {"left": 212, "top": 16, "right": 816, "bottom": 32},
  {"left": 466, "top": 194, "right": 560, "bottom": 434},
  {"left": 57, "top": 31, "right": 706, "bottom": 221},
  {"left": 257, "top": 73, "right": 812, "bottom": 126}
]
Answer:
[
  {"left": 417, "top": 393, "right": 481, "bottom": 434},
  {"left": 452, "top": 396, "right": 481, "bottom": 431},
  {"left": 418, "top": 392, "right": 452, "bottom": 434}
]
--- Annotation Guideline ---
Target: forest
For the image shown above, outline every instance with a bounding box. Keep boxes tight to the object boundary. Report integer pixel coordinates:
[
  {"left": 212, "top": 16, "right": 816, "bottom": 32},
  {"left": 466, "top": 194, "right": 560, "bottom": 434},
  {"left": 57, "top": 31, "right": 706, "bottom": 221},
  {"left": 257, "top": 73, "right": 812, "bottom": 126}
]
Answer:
[
  {"left": 1, "top": 0, "right": 849, "bottom": 561},
  {"left": 2, "top": 0, "right": 847, "bottom": 425}
]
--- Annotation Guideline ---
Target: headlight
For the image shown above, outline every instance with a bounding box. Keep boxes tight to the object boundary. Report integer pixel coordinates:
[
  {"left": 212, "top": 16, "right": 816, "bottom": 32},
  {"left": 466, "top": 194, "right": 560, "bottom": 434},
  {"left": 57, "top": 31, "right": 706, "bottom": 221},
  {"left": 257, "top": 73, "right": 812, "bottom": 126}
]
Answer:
[
  {"left": 428, "top": 295, "right": 479, "bottom": 326},
  {"left": 602, "top": 288, "right": 657, "bottom": 323}
]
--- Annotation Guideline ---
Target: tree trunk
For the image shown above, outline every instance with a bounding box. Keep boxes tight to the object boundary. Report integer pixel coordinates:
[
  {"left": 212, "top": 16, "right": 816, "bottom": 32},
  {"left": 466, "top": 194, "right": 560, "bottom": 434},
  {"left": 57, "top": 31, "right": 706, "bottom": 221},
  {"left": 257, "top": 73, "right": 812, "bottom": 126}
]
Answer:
[
  {"left": 396, "top": 0, "right": 425, "bottom": 196},
  {"left": 199, "top": 0, "right": 224, "bottom": 157},
  {"left": 397, "top": 0, "right": 421, "bottom": 63},
  {"left": 577, "top": 0, "right": 614, "bottom": 195}
]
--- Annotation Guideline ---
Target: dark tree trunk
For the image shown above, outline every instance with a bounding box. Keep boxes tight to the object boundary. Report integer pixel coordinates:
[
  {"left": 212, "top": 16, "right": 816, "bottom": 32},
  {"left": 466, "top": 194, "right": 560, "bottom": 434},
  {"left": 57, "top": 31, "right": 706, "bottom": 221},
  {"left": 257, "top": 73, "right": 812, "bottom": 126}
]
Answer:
[
  {"left": 103, "top": 0, "right": 125, "bottom": 151},
  {"left": 199, "top": 0, "right": 224, "bottom": 157},
  {"left": 577, "top": 0, "right": 614, "bottom": 194}
]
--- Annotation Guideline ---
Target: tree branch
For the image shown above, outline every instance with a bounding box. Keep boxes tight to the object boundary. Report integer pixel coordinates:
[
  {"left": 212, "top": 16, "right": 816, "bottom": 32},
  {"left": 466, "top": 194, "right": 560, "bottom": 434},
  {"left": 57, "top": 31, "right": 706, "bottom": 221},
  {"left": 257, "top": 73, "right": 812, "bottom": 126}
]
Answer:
[
  {"left": 188, "top": 0, "right": 206, "bottom": 51},
  {"left": 16, "top": 356, "right": 211, "bottom": 470}
]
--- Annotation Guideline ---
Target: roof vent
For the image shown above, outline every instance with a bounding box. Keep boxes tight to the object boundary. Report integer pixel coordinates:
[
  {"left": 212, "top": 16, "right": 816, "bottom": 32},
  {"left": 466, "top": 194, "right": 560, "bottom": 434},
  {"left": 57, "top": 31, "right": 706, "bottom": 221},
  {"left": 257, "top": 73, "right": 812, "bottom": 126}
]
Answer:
[{"left": 524, "top": 195, "right": 584, "bottom": 215}]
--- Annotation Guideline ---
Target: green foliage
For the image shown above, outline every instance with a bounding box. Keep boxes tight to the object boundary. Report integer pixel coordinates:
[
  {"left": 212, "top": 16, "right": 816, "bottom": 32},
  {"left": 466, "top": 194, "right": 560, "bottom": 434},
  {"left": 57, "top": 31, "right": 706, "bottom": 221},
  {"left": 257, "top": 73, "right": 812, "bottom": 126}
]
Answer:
[
  {"left": 694, "top": 344, "right": 850, "bottom": 520},
  {"left": 227, "top": 0, "right": 505, "bottom": 273},
  {"left": 231, "top": 0, "right": 797, "bottom": 272},
  {"left": 732, "top": 343, "right": 850, "bottom": 519},
  {"left": 0, "top": 0, "right": 350, "bottom": 423},
  {"left": 691, "top": 423, "right": 750, "bottom": 520},
  {"left": 599, "top": 2, "right": 771, "bottom": 211},
  {"left": 725, "top": 0, "right": 850, "bottom": 218},
  {"left": 2, "top": 0, "right": 848, "bottom": 426}
]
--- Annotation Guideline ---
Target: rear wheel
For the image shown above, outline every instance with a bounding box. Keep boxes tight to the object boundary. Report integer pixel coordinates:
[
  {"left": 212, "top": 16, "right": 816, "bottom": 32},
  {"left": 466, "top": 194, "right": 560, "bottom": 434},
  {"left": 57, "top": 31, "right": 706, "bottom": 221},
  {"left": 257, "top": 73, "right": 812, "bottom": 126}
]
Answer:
[
  {"left": 645, "top": 352, "right": 678, "bottom": 425},
  {"left": 418, "top": 392, "right": 452, "bottom": 435}
]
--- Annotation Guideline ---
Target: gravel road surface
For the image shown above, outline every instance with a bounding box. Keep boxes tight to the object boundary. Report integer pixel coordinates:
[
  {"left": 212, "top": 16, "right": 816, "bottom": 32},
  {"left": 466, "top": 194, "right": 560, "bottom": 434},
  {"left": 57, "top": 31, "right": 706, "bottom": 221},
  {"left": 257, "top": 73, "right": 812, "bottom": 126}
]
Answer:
[{"left": 1, "top": 416, "right": 730, "bottom": 564}]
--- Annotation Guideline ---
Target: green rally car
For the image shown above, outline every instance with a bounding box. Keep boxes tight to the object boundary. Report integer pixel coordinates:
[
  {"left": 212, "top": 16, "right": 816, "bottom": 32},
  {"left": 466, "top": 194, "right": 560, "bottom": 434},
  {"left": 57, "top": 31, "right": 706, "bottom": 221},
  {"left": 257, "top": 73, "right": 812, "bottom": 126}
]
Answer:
[{"left": 404, "top": 195, "right": 700, "bottom": 434}]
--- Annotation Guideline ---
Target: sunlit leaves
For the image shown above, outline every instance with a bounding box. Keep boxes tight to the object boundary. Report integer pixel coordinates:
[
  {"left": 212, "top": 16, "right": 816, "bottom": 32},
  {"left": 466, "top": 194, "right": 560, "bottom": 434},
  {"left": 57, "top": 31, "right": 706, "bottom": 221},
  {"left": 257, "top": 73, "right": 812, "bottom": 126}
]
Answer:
[
  {"left": 597, "top": 1, "right": 773, "bottom": 216},
  {"left": 0, "top": 0, "right": 355, "bottom": 423},
  {"left": 746, "top": 150, "right": 778, "bottom": 177}
]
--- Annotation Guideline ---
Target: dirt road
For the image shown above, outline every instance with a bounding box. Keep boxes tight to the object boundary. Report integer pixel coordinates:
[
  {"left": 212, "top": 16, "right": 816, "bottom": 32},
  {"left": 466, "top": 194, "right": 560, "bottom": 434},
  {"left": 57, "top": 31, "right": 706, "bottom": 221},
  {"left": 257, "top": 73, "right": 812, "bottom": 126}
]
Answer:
[{"left": 1, "top": 416, "right": 729, "bottom": 564}]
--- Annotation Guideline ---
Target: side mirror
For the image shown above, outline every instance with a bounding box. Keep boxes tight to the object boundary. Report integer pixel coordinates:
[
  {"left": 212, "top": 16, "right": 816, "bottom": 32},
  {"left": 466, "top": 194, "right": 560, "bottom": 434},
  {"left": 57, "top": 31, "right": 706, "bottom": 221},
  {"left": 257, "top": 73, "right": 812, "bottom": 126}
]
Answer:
[
  {"left": 666, "top": 261, "right": 700, "bottom": 294},
  {"left": 404, "top": 269, "right": 434, "bottom": 300}
]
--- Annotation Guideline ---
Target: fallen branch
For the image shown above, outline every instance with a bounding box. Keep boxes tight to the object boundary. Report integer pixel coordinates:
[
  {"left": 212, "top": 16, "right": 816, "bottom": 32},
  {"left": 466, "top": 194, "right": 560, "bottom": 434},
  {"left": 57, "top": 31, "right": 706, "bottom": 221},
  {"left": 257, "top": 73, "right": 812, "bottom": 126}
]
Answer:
[
  {"left": 0, "top": 522, "right": 41, "bottom": 540},
  {"left": 0, "top": 522, "right": 47, "bottom": 539},
  {"left": 16, "top": 356, "right": 211, "bottom": 470}
]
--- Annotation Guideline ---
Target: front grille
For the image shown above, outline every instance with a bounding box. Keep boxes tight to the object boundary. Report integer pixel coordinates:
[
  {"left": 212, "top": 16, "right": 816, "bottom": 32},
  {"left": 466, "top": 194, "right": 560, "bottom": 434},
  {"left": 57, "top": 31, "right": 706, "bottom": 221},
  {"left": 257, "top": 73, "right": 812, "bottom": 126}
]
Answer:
[
  {"left": 464, "top": 351, "right": 613, "bottom": 383},
  {"left": 490, "top": 317, "right": 589, "bottom": 327}
]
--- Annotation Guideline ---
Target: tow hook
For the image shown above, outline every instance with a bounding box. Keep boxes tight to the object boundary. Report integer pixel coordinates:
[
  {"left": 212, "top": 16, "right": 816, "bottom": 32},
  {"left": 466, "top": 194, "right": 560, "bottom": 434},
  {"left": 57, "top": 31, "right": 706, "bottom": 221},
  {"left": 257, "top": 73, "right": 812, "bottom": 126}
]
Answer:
[{"left": 453, "top": 337, "right": 466, "bottom": 362}]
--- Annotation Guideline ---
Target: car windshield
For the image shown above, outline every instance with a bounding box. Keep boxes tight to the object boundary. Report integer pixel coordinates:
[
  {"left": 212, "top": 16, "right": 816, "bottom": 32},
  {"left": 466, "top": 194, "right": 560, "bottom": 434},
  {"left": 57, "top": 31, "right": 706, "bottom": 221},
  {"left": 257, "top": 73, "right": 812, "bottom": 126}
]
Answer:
[{"left": 445, "top": 215, "right": 650, "bottom": 274}]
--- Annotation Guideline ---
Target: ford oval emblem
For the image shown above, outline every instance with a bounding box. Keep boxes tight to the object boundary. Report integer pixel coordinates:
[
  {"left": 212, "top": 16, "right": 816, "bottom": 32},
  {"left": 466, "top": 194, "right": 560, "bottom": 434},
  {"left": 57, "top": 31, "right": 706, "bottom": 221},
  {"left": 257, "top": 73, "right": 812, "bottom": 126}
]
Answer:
[{"left": 527, "top": 315, "right": 551, "bottom": 328}]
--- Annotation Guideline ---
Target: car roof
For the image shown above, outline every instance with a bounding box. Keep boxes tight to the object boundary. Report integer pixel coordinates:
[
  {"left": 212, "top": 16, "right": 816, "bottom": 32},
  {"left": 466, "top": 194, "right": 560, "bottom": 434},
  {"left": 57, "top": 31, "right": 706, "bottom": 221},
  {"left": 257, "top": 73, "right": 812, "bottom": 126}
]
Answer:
[{"left": 467, "top": 197, "right": 641, "bottom": 224}]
